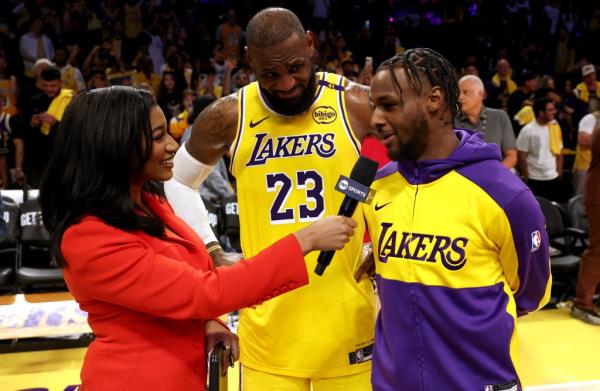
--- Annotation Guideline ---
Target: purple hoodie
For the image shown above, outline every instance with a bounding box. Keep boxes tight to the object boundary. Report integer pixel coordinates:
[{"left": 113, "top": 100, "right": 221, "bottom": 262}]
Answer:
[{"left": 369, "top": 130, "right": 550, "bottom": 391}]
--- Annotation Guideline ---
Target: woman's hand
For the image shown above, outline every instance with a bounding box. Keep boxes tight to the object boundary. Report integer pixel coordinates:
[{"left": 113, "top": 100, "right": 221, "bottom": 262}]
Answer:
[
  {"left": 204, "top": 320, "right": 239, "bottom": 375},
  {"left": 294, "top": 216, "right": 357, "bottom": 255}
]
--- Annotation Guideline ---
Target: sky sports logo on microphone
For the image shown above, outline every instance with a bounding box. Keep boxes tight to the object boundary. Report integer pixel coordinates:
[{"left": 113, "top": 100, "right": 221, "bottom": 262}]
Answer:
[{"left": 335, "top": 175, "right": 374, "bottom": 204}]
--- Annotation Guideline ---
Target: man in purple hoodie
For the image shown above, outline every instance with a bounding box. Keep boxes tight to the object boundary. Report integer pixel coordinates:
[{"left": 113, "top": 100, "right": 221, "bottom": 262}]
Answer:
[{"left": 363, "top": 48, "right": 552, "bottom": 390}]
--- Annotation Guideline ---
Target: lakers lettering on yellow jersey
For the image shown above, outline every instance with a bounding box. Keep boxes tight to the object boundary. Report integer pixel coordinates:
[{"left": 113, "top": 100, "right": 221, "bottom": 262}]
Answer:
[{"left": 229, "top": 72, "right": 376, "bottom": 377}]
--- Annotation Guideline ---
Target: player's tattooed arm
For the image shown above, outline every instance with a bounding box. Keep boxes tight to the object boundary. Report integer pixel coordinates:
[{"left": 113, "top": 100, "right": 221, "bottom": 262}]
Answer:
[
  {"left": 344, "top": 81, "right": 374, "bottom": 142},
  {"left": 185, "top": 94, "right": 239, "bottom": 165}
]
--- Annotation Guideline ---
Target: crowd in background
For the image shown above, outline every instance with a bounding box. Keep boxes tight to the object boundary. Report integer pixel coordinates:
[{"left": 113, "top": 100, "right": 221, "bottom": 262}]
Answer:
[{"left": 0, "top": 0, "right": 599, "bottom": 205}]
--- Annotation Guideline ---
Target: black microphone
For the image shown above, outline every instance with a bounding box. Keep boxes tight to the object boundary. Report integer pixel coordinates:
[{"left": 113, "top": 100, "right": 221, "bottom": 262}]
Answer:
[{"left": 314, "top": 156, "right": 379, "bottom": 276}]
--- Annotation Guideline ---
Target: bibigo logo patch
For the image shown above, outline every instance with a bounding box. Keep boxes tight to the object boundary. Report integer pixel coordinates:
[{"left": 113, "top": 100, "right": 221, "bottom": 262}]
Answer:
[{"left": 312, "top": 106, "right": 337, "bottom": 124}]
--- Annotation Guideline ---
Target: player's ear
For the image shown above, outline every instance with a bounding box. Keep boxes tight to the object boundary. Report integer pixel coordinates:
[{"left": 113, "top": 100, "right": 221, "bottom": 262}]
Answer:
[
  {"left": 306, "top": 31, "right": 316, "bottom": 58},
  {"left": 246, "top": 47, "right": 255, "bottom": 71},
  {"left": 243, "top": 48, "right": 252, "bottom": 71},
  {"left": 427, "top": 86, "right": 444, "bottom": 113}
]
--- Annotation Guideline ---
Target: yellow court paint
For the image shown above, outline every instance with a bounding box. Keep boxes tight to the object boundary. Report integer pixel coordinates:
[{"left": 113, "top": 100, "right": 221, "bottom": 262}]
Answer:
[
  {"left": 518, "top": 308, "right": 600, "bottom": 387},
  {"left": 0, "top": 348, "right": 240, "bottom": 391},
  {"left": 0, "top": 348, "right": 85, "bottom": 391},
  {"left": 0, "top": 308, "right": 599, "bottom": 390}
]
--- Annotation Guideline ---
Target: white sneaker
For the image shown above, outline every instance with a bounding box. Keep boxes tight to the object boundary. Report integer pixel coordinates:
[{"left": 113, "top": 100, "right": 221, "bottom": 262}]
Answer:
[{"left": 571, "top": 305, "right": 600, "bottom": 325}]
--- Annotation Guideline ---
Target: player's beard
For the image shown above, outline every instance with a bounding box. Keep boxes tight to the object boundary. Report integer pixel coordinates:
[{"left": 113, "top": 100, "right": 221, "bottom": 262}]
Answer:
[
  {"left": 390, "top": 108, "right": 429, "bottom": 162},
  {"left": 259, "top": 72, "right": 318, "bottom": 116}
]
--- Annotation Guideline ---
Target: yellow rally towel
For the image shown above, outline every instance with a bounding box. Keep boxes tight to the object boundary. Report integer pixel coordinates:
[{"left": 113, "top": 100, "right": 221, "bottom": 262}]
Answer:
[
  {"left": 492, "top": 74, "right": 517, "bottom": 94},
  {"left": 514, "top": 105, "right": 534, "bottom": 126},
  {"left": 548, "top": 121, "right": 562, "bottom": 156},
  {"left": 514, "top": 107, "right": 562, "bottom": 156},
  {"left": 574, "top": 81, "right": 600, "bottom": 103},
  {"left": 41, "top": 89, "right": 74, "bottom": 135}
]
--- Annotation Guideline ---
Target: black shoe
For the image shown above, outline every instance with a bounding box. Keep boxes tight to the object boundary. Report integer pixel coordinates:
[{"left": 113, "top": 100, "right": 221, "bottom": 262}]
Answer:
[{"left": 571, "top": 305, "right": 600, "bottom": 325}]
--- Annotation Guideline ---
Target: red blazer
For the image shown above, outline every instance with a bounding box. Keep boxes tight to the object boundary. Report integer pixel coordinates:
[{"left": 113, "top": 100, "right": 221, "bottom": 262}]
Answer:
[{"left": 61, "top": 193, "right": 308, "bottom": 390}]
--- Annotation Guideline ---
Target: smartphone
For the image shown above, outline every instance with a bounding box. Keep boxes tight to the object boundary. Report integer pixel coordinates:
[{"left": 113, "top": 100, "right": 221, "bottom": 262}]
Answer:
[
  {"left": 365, "top": 56, "right": 373, "bottom": 67},
  {"left": 207, "top": 342, "right": 229, "bottom": 391}
]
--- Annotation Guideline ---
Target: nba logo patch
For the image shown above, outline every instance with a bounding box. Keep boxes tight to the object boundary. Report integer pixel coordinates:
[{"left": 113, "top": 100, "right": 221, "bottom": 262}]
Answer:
[{"left": 531, "top": 230, "right": 541, "bottom": 252}]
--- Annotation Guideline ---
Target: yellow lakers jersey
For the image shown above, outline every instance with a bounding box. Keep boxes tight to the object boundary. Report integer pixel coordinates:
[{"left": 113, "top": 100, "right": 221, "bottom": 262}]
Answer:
[{"left": 230, "top": 72, "right": 376, "bottom": 377}]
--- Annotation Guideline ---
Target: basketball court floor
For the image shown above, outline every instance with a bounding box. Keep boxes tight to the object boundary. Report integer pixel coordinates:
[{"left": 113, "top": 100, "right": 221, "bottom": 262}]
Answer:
[{"left": 1, "top": 292, "right": 599, "bottom": 391}]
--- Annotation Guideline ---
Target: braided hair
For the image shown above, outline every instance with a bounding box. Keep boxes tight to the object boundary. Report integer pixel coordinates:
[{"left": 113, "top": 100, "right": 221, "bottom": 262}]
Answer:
[{"left": 376, "top": 48, "right": 460, "bottom": 123}]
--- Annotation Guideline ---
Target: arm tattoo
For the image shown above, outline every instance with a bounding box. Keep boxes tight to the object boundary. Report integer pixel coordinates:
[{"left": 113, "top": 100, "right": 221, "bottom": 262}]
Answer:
[{"left": 187, "top": 94, "right": 239, "bottom": 165}]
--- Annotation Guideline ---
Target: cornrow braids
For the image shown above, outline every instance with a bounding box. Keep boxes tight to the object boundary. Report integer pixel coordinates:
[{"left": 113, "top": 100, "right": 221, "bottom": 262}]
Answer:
[{"left": 376, "top": 48, "right": 460, "bottom": 123}]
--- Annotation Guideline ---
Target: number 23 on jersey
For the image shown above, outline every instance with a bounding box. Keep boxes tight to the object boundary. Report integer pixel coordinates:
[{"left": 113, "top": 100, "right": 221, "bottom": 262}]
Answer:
[{"left": 266, "top": 170, "right": 325, "bottom": 224}]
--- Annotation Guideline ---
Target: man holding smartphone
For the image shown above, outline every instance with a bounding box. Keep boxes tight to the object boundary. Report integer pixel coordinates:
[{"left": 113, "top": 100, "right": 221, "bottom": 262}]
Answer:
[{"left": 25, "top": 66, "right": 74, "bottom": 187}]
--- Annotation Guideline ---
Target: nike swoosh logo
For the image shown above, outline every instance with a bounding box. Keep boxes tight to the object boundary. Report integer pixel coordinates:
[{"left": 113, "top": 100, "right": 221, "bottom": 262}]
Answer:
[
  {"left": 249, "top": 116, "right": 269, "bottom": 128},
  {"left": 374, "top": 202, "right": 392, "bottom": 211}
]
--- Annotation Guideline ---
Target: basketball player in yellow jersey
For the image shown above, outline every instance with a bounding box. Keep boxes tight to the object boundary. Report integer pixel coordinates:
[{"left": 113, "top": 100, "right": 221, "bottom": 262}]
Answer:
[{"left": 164, "top": 7, "right": 376, "bottom": 391}]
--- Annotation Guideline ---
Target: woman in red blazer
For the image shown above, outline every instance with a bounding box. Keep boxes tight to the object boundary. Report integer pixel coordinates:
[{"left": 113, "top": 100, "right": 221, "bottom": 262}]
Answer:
[{"left": 38, "top": 86, "right": 357, "bottom": 390}]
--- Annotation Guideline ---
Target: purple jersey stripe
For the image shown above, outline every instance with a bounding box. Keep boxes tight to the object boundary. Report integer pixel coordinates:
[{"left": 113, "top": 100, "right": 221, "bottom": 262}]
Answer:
[
  {"left": 229, "top": 88, "right": 245, "bottom": 174},
  {"left": 373, "top": 276, "right": 520, "bottom": 391},
  {"left": 317, "top": 78, "right": 345, "bottom": 91},
  {"left": 336, "top": 75, "right": 361, "bottom": 155},
  {"left": 456, "top": 160, "right": 551, "bottom": 315},
  {"left": 374, "top": 161, "right": 399, "bottom": 181}
]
